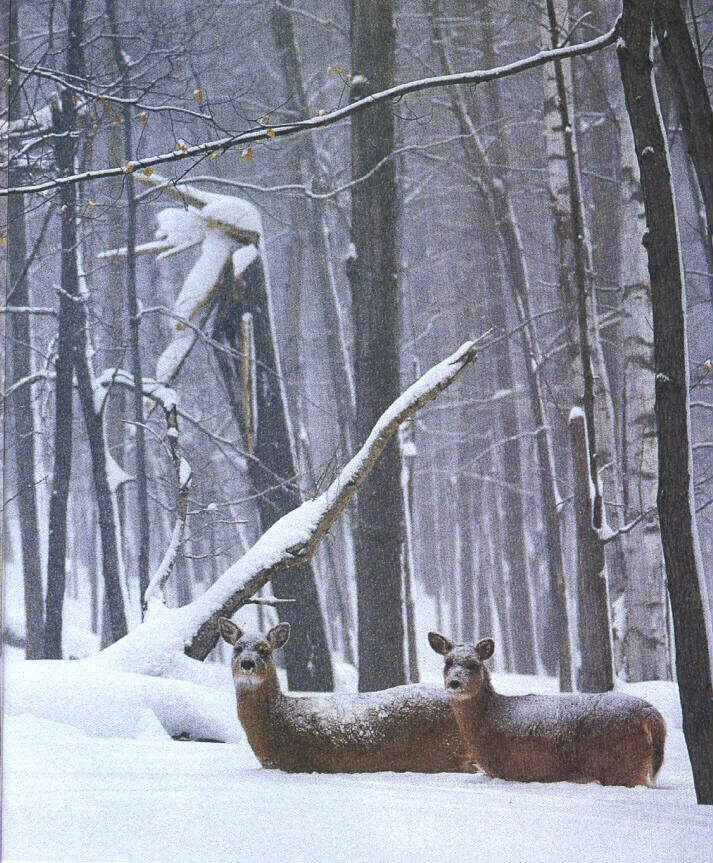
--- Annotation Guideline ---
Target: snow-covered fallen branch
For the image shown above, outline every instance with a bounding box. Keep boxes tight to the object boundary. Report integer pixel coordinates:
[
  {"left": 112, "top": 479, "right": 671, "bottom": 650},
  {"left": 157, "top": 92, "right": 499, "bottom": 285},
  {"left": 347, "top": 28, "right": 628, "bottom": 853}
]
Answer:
[{"left": 90, "top": 339, "right": 482, "bottom": 676}]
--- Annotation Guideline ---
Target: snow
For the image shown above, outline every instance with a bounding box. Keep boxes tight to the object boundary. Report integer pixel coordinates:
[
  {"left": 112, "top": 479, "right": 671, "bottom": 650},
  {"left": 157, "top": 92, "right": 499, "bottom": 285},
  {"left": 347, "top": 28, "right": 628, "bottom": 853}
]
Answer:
[
  {"left": 3, "top": 672, "right": 711, "bottom": 863},
  {"left": 201, "top": 194, "right": 262, "bottom": 236},
  {"left": 179, "top": 456, "right": 192, "bottom": 487},
  {"left": 106, "top": 452, "right": 132, "bottom": 492},
  {"left": 401, "top": 439, "right": 418, "bottom": 459},
  {"left": 5, "top": 659, "right": 239, "bottom": 741},
  {"left": 612, "top": 593, "right": 627, "bottom": 642},
  {"left": 232, "top": 243, "right": 259, "bottom": 275}
]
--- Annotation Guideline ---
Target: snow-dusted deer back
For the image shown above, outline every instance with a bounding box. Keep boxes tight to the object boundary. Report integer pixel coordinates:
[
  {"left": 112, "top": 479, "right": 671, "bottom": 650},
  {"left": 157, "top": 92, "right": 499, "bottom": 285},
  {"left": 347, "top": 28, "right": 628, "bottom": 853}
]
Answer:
[
  {"left": 219, "top": 618, "right": 472, "bottom": 773},
  {"left": 428, "top": 632, "right": 666, "bottom": 787}
]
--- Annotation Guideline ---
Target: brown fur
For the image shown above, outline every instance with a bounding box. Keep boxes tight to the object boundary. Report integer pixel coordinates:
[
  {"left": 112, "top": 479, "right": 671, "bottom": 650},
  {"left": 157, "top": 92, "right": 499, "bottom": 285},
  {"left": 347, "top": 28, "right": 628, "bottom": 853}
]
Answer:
[
  {"left": 429, "top": 633, "right": 666, "bottom": 787},
  {"left": 219, "top": 618, "right": 473, "bottom": 774}
]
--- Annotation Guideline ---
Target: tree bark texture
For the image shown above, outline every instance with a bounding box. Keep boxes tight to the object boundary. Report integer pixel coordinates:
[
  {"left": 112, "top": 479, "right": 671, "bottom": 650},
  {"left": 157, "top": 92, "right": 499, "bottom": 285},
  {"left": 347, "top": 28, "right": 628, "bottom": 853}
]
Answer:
[
  {"left": 212, "top": 255, "right": 334, "bottom": 692},
  {"left": 348, "top": 0, "right": 406, "bottom": 691},
  {"left": 43, "top": 0, "right": 87, "bottom": 658},
  {"left": 617, "top": 100, "right": 668, "bottom": 682},
  {"left": 6, "top": 0, "right": 44, "bottom": 658},
  {"left": 569, "top": 411, "right": 614, "bottom": 693},
  {"left": 72, "top": 320, "right": 128, "bottom": 642},
  {"left": 617, "top": 0, "right": 713, "bottom": 804},
  {"left": 105, "top": 0, "right": 151, "bottom": 610},
  {"left": 652, "top": 0, "right": 712, "bottom": 245}
]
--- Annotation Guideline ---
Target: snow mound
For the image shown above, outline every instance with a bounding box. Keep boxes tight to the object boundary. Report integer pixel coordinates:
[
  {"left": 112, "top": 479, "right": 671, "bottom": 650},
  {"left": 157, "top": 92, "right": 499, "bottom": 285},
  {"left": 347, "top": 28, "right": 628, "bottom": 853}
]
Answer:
[{"left": 5, "top": 660, "right": 240, "bottom": 742}]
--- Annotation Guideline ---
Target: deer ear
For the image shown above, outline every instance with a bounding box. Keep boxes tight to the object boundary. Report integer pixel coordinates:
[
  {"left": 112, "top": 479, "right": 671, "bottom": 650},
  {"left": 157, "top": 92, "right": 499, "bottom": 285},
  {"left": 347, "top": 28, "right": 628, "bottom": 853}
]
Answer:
[
  {"left": 267, "top": 622, "right": 290, "bottom": 650},
  {"left": 476, "top": 637, "right": 495, "bottom": 661},
  {"left": 218, "top": 617, "right": 242, "bottom": 646},
  {"left": 428, "top": 632, "right": 454, "bottom": 656}
]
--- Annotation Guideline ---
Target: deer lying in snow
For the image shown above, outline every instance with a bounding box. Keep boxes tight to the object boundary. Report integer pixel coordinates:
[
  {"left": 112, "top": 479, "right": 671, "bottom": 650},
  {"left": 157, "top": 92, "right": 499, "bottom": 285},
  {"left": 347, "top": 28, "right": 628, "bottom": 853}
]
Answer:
[
  {"left": 219, "top": 617, "right": 473, "bottom": 773},
  {"left": 428, "top": 632, "right": 666, "bottom": 787}
]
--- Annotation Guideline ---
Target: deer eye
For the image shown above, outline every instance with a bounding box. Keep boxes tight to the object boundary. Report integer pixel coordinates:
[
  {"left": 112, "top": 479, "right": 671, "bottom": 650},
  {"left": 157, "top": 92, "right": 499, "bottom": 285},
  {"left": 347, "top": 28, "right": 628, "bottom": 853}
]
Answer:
[
  {"left": 233, "top": 645, "right": 242, "bottom": 654},
  {"left": 256, "top": 643, "right": 270, "bottom": 657}
]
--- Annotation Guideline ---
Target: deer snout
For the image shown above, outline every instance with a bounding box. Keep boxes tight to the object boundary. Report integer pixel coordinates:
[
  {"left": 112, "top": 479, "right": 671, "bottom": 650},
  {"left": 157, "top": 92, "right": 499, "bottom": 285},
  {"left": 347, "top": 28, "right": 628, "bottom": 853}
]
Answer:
[
  {"left": 448, "top": 679, "right": 462, "bottom": 691},
  {"left": 240, "top": 658, "right": 256, "bottom": 672}
]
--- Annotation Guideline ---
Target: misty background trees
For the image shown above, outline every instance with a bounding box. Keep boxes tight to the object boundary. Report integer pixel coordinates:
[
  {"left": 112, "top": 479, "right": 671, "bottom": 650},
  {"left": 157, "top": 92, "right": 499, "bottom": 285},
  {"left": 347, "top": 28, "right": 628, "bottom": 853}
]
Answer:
[{"left": 2, "top": 0, "right": 712, "bottom": 802}]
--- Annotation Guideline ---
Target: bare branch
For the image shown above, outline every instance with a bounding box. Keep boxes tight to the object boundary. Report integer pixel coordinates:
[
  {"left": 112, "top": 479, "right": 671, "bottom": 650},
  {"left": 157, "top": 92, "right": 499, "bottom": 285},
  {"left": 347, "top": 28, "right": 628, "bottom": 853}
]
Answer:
[{"left": 1, "top": 27, "right": 617, "bottom": 197}]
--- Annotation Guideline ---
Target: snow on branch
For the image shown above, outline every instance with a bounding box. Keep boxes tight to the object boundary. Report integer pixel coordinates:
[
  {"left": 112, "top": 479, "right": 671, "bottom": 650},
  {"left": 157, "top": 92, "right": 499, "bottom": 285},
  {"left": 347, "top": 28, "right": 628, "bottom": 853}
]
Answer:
[
  {"left": 92, "top": 338, "right": 483, "bottom": 676},
  {"left": 103, "top": 172, "right": 264, "bottom": 385},
  {"left": 1, "top": 27, "right": 618, "bottom": 197}
]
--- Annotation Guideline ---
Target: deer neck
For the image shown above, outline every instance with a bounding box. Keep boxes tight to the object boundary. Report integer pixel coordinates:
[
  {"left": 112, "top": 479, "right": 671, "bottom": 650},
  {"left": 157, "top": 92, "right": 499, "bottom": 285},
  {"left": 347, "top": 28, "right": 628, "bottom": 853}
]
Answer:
[
  {"left": 235, "top": 667, "right": 281, "bottom": 765},
  {"left": 452, "top": 675, "right": 497, "bottom": 753}
]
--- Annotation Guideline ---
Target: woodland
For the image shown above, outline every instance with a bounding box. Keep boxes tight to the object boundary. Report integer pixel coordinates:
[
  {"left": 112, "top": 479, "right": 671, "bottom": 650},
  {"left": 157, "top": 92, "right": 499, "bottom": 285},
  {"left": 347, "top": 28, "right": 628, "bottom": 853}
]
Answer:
[{"left": 2, "top": 0, "right": 713, "bottom": 830}]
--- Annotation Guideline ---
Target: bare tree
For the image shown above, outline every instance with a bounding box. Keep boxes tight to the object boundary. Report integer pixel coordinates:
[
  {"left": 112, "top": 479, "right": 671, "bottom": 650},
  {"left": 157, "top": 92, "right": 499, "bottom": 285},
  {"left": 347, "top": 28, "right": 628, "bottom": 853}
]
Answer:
[
  {"left": 617, "top": 0, "right": 713, "bottom": 804},
  {"left": 5, "top": 1, "right": 44, "bottom": 658},
  {"left": 348, "top": 0, "right": 406, "bottom": 691}
]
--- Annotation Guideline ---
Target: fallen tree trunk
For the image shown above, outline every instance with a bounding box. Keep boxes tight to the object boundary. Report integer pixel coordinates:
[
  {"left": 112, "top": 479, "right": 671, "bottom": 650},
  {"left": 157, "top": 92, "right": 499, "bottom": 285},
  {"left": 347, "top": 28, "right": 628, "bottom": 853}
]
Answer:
[{"left": 91, "top": 339, "right": 482, "bottom": 678}]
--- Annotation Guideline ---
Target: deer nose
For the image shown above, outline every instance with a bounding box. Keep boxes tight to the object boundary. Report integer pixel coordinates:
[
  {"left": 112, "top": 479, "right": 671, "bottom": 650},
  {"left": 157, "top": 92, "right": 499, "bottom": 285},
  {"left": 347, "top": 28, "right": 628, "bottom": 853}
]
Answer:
[
  {"left": 448, "top": 679, "right": 461, "bottom": 691},
  {"left": 240, "top": 659, "right": 255, "bottom": 672}
]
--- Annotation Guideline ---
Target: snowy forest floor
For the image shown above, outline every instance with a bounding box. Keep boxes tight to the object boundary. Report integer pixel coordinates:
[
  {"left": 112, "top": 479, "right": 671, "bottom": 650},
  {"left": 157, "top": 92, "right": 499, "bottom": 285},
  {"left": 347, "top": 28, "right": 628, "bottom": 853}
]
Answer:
[{"left": 3, "top": 666, "right": 712, "bottom": 863}]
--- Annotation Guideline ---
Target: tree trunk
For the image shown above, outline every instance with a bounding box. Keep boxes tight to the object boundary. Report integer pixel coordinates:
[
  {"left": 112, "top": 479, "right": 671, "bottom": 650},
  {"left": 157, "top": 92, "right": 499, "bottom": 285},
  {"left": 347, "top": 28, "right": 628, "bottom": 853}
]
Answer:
[
  {"left": 6, "top": 1, "right": 44, "bottom": 658},
  {"left": 401, "top": 423, "right": 419, "bottom": 682},
  {"left": 298, "top": 430, "right": 356, "bottom": 667},
  {"left": 348, "top": 0, "right": 406, "bottom": 692},
  {"left": 105, "top": 0, "right": 151, "bottom": 611},
  {"left": 211, "top": 255, "right": 334, "bottom": 691},
  {"left": 43, "top": 0, "right": 87, "bottom": 658},
  {"left": 617, "top": 0, "right": 713, "bottom": 804},
  {"left": 569, "top": 411, "right": 614, "bottom": 692},
  {"left": 652, "top": 0, "right": 712, "bottom": 244},
  {"left": 617, "top": 99, "right": 668, "bottom": 682},
  {"left": 456, "top": 434, "right": 476, "bottom": 644},
  {"left": 72, "top": 310, "right": 128, "bottom": 642}
]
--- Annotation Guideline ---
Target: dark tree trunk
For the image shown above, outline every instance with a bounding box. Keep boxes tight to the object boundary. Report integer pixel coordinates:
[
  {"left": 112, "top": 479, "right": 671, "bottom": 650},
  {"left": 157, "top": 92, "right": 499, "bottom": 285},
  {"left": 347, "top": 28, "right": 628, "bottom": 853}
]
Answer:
[
  {"left": 348, "top": 0, "right": 406, "bottom": 691},
  {"left": 6, "top": 1, "right": 44, "bottom": 658},
  {"left": 456, "top": 441, "right": 476, "bottom": 644},
  {"left": 210, "top": 256, "right": 334, "bottom": 692},
  {"left": 72, "top": 325, "right": 128, "bottom": 642},
  {"left": 652, "top": 0, "right": 712, "bottom": 243},
  {"left": 298, "top": 430, "right": 356, "bottom": 667},
  {"left": 617, "top": 0, "right": 713, "bottom": 804},
  {"left": 105, "top": 0, "right": 151, "bottom": 610},
  {"left": 569, "top": 412, "right": 614, "bottom": 693},
  {"left": 43, "top": 0, "right": 87, "bottom": 658}
]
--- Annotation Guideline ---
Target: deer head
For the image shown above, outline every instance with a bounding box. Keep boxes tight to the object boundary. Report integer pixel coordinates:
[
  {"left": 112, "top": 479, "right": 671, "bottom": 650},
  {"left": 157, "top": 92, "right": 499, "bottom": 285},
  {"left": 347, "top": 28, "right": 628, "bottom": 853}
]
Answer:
[
  {"left": 218, "top": 617, "right": 290, "bottom": 690},
  {"left": 428, "top": 632, "right": 495, "bottom": 701}
]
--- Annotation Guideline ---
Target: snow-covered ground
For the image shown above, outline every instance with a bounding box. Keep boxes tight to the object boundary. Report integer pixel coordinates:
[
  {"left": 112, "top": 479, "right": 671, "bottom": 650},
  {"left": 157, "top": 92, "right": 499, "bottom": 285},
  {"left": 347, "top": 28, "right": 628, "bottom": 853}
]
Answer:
[{"left": 3, "top": 667, "right": 711, "bottom": 863}]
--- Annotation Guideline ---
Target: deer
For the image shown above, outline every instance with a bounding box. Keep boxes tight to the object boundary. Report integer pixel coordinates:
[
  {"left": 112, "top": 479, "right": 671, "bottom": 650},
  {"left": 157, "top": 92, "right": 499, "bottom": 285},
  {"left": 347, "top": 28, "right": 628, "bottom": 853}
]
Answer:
[
  {"left": 218, "top": 617, "right": 475, "bottom": 773},
  {"left": 428, "top": 632, "right": 666, "bottom": 787}
]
